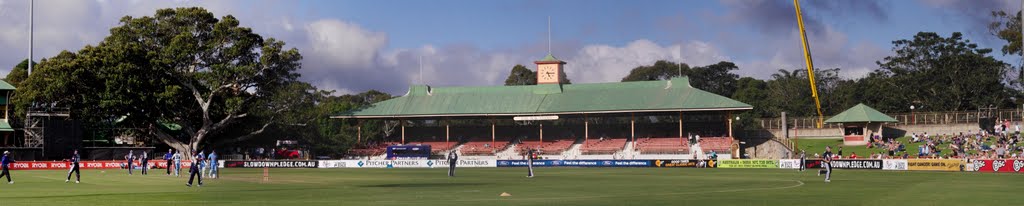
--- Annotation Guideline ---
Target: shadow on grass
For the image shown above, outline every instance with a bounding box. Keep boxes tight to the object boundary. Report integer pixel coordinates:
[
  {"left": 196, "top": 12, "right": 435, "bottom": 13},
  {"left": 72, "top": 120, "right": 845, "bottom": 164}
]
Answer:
[{"left": 361, "top": 182, "right": 490, "bottom": 188}]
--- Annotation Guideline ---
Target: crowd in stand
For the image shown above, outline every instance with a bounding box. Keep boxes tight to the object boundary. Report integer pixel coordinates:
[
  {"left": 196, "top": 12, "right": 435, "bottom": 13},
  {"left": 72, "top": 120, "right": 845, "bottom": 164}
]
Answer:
[{"left": 816, "top": 119, "right": 1024, "bottom": 160}]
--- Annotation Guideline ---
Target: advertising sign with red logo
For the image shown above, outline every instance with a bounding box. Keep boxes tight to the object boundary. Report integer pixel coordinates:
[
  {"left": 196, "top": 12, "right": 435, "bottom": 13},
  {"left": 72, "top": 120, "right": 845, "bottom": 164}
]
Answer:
[
  {"left": 971, "top": 160, "right": 1024, "bottom": 173},
  {"left": 8, "top": 160, "right": 197, "bottom": 170}
]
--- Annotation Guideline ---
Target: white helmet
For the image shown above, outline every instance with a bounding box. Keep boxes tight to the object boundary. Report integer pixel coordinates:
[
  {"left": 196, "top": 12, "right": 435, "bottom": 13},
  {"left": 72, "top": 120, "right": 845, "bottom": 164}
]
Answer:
[{"left": 3, "top": 151, "right": 8, "bottom": 155}]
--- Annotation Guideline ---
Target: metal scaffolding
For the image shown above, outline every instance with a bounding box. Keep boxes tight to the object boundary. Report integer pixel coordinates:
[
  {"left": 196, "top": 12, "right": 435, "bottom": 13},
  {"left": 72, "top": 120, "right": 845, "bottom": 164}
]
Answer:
[{"left": 22, "top": 107, "right": 70, "bottom": 147}]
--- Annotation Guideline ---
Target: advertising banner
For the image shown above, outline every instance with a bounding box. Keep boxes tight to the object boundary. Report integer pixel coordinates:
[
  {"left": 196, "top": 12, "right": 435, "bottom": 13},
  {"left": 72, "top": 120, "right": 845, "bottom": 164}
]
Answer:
[
  {"left": 717, "top": 159, "right": 778, "bottom": 168},
  {"left": 804, "top": 159, "right": 882, "bottom": 169},
  {"left": 430, "top": 159, "right": 497, "bottom": 168},
  {"left": 907, "top": 159, "right": 963, "bottom": 171},
  {"left": 972, "top": 159, "right": 1024, "bottom": 173},
  {"left": 318, "top": 159, "right": 498, "bottom": 168},
  {"left": 882, "top": 159, "right": 908, "bottom": 171},
  {"left": 495, "top": 160, "right": 653, "bottom": 167},
  {"left": 223, "top": 160, "right": 318, "bottom": 168},
  {"left": 318, "top": 160, "right": 360, "bottom": 168},
  {"left": 779, "top": 159, "right": 801, "bottom": 169},
  {"left": 8, "top": 160, "right": 207, "bottom": 170},
  {"left": 653, "top": 159, "right": 706, "bottom": 167}
]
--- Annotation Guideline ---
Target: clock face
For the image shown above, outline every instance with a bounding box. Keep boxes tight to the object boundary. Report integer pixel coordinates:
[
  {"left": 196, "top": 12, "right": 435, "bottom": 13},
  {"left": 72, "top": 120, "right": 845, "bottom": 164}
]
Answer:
[{"left": 537, "top": 64, "right": 559, "bottom": 83}]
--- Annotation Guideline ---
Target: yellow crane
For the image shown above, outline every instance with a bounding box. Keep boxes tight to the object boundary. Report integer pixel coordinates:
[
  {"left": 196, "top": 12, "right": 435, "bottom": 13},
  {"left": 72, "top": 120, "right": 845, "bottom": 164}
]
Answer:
[{"left": 793, "top": 0, "right": 824, "bottom": 128}]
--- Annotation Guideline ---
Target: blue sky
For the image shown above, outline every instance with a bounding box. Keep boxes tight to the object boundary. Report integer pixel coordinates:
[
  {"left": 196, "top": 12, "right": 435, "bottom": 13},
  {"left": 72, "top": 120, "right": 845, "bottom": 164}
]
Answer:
[{"left": 0, "top": 0, "right": 1019, "bottom": 94}]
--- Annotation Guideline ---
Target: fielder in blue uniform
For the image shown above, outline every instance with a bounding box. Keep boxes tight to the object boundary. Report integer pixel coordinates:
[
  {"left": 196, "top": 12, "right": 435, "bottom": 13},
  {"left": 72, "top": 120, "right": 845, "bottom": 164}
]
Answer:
[
  {"left": 1, "top": 151, "right": 13, "bottom": 184},
  {"left": 173, "top": 151, "right": 183, "bottom": 177},
  {"left": 207, "top": 151, "right": 218, "bottom": 179},
  {"left": 66, "top": 150, "right": 81, "bottom": 183}
]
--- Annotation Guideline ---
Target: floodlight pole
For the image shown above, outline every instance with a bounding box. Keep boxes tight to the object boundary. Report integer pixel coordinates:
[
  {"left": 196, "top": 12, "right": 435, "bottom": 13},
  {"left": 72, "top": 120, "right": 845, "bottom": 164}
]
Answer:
[{"left": 28, "top": 0, "right": 33, "bottom": 75}]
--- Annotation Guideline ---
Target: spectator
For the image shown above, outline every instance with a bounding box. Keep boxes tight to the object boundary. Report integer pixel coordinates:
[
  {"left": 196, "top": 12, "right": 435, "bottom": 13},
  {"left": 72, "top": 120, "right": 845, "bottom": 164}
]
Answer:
[
  {"left": 996, "top": 144, "right": 1006, "bottom": 159},
  {"left": 849, "top": 152, "right": 858, "bottom": 159}
]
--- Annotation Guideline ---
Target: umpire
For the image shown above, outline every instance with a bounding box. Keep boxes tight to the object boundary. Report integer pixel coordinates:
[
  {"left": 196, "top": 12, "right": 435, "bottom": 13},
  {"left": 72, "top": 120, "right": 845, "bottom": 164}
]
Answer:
[
  {"left": 1, "top": 151, "right": 13, "bottom": 184},
  {"left": 447, "top": 151, "right": 458, "bottom": 177}
]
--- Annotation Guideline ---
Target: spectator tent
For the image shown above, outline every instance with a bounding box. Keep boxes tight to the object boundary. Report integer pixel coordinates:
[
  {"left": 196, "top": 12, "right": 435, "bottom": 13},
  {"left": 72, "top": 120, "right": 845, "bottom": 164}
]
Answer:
[{"left": 824, "top": 103, "right": 899, "bottom": 146}]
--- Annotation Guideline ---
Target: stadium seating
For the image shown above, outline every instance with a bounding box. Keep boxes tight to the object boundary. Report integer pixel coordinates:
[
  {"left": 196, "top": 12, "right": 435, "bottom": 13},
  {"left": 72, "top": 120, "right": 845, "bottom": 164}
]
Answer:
[
  {"left": 635, "top": 137, "right": 689, "bottom": 154},
  {"left": 518, "top": 139, "right": 576, "bottom": 155},
  {"left": 407, "top": 141, "right": 457, "bottom": 154},
  {"left": 580, "top": 138, "right": 627, "bottom": 154},
  {"left": 460, "top": 139, "right": 511, "bottom": 155},
  {"left": 700, "top": 137, "right": 734, "bottom": 153},
  {"left": 348, "top": 142, "right": 397, "bottom": 156}
]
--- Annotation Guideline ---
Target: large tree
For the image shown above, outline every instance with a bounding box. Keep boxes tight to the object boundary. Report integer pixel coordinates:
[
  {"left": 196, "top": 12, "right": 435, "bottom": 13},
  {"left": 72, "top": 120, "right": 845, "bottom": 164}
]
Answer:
[
  {"left": 4, "top": 59, "right": 32, "bottom": 88},
  {"left": 989, "top": 10, "right": 1022, "bottom": 57},
  {"left": 503, "top": 64, "right": 536, "bottom": 86},
  {"left": 621, "top": 60, "right": 738, "bottom": 97},
  {"left": 874, "top": 32, "right": 1012, "bottom": 112},
  {"left": 989, "top": 10, "right": 1023, "bottom": 85},
  {"left": 621, "top": 60, "right": 689, "bottom": 82},
  {"left": 14, "top": 7, "right": 304, "bottom": 157}
]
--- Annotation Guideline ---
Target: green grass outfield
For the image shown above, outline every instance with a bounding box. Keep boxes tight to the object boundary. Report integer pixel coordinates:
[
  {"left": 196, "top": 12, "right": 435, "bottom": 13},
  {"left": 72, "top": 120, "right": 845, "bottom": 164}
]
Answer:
[{"left": 0, "top": 168, "right": 1021, "bottom": 206}]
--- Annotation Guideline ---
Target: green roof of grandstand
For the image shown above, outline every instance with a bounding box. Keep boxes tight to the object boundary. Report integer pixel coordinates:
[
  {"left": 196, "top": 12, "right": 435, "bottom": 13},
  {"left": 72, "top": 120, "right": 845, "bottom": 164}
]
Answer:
[
  {"left": 0, "top": 80, "right": 15, "bottom": 91},
  {"left": 335, "top": 77, "right": 752, "bottom": 119},
  {"left": 0, "top": 119, "right": 12, "bottom": 132},
  {"left": 824, "top": 103, "right": 899, "bottom": 123}
]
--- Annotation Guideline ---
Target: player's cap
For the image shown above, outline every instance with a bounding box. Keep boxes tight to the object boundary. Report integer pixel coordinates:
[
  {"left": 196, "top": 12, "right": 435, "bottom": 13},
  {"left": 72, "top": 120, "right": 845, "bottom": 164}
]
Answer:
[{"left": 3, "top": 151, "right": 8, "bottom": 155}]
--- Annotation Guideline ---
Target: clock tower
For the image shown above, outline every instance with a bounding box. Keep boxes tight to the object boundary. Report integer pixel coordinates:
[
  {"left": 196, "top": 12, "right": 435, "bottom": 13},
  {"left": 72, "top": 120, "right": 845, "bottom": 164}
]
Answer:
[{"left": 535, "top": 54, "right": 566, "bottom": 84}]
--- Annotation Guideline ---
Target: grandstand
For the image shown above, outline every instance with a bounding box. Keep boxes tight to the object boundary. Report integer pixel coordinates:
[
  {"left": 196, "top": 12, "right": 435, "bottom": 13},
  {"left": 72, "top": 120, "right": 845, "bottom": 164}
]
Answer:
[
  {"left": 406, "top": 141, "right": 456, "bottom": 154},
  {"left": 518, "top": 139, "right": 576, "bottom": 155},
  {"left": 460, "top": 138, "right": 511, "bottom": 155},
  {"left": 580, "top": 138, "right": 627, "bottom": 154},
  {"left": 635, "top": 137, "right": 688, "bottom": 154},
  {"left": 348, "top": 142, "right": 395, "bottom": 156},
  {"left": 334, "top": 53, "right": 752, "bottom": 160}
]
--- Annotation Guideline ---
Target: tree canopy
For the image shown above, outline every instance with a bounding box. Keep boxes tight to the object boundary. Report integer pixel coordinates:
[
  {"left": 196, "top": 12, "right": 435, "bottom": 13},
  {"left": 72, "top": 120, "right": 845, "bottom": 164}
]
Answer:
[
  {"left": 503, "top": 64, "right": 536, "bottom": 86},
  {"left": 14, "top": 7, "right": 306, "bottom": 156}
]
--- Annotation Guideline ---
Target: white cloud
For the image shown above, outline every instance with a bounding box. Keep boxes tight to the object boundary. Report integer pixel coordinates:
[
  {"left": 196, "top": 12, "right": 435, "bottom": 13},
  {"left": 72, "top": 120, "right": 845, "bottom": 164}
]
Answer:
[
  {"left": 734, "top": 25, "right": 888, "bottom": 80},
  {"left": 567, "top": 39, "right": 729, "bottom": 83},
  {"left": 305, "top": 19, "right": 387, "bottom": 69}
]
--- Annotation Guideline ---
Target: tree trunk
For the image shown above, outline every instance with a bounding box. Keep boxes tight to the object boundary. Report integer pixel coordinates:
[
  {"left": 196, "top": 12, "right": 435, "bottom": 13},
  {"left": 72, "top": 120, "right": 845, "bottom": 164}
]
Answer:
[{"left": 150, "top": 123, "right": 196, "bottom": 160}]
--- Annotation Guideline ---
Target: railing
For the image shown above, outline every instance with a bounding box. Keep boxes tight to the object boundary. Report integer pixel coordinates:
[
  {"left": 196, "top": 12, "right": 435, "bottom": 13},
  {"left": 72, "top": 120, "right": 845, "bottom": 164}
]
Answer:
[{"left": 756, "top": 109, "right": 1024, "bottom": 130}]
